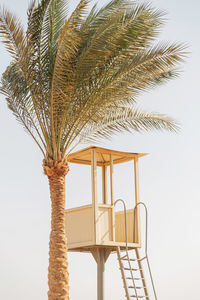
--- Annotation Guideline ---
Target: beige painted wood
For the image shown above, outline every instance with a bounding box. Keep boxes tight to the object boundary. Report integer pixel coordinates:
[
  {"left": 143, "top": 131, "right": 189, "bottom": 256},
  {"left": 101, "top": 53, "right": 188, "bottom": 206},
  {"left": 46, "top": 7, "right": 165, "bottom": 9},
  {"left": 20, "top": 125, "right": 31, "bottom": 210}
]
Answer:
[
  {"left": 68, "top": 146, "right": 147, "bottom": 158},
  {"left": 66, "top": 239, "right": 140, "bottom": 251},
  {"left": 65, "top": 146, "right": 146, "bottom": 252},
  {"left": 91, "top": 248, "right": 111, "bottom": 264},
  {"left": 115, "top": 209, "right": 134, "bottom": 243},
  {"left": 67, "top": 241, "right": 140, "bottom": 251},
  {"left": 91, "top": 149, "right": 98, "bottom": 244},
  {"left": 66, "top": 204, "right": 92, "bottom": 213},
  {"left": 67, "top": 242, "right": 141, "bottom": 253},
  {"left": 65, "top": 204, "right": 141, "bottom": 250},
  {"left": 96, "top": 206, "right": 113, "bottom": 243},
  {"left": 134, "top": 158, "right": 141, "bottom": 244},
  {"left": 102, "top": 166, "right": 107, "bottom": 204},
  {"left": 66, "top": 158, "right": 94, "bottom": 166},
  {"left": 110, "top": 155, "right": 114, "bottom": 205},
  {"left": 66, "top": 205, "right": 113, "bottom": 248},
  {"left": 67, "top": 146, "right": 147, "bottom": 166},
  {"left": 65, "top": 205, "right": 93, "bottom": 246},
  {"left": 110, "top": 155, "right": 115, "bottom": 242},
  {"left": 103, "top": 156, "right": 137, "bottom": 166}
]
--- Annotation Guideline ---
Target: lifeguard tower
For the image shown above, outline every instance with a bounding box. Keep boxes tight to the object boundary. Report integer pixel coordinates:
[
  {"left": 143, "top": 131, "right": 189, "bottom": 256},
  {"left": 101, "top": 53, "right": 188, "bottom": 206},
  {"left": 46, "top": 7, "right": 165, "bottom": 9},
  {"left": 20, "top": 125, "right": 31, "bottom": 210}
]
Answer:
[{"left": 65, "top": 146, "right": 157, "bottom": 300}]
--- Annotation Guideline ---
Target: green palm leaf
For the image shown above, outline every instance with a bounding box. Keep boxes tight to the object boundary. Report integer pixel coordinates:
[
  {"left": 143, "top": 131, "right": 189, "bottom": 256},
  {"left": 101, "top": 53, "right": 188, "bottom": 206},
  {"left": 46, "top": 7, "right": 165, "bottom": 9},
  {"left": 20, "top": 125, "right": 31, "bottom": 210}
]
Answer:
[
  {"left": 67, "top": 106, "right": 178, "bottom": 152},
  {"left": 0, "top": 0, "right": 186, "bottom": 160},
  {"left": 0, "top": 62, "right": 46, "bottom": 153}
]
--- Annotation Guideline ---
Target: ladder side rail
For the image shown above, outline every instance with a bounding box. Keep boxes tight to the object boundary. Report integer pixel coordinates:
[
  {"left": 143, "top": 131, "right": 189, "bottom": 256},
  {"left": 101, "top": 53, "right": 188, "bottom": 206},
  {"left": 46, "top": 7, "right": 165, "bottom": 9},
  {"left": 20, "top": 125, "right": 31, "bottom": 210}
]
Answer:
[
  {"left": 114, "top": 199, "right": 139, "bottom": 300},
  {"left": 133, "top": 202, "right": 158, "bottom": 300},
  {"left": 133, "top": 202, "right": 148, "bottom": 257},
  {"left": 135, "top": 249, "right": 149, "bottom": 300},
  {"left": 117, "top": 247, "right": 130, "bottom": 300},
  {"left": 146, "top": 255, "right": 158, "bottom": 300}
]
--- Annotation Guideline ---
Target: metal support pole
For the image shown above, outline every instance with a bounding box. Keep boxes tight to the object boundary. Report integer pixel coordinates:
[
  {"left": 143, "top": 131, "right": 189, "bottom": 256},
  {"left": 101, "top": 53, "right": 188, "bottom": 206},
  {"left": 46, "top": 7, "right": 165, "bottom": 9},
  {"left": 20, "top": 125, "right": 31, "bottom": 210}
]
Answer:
[
  {"left": 97, "top": 249, "right": 105, "bottom": 300},
  {"left": 91, "top": 248, "right": 108, "bottom": 300}
]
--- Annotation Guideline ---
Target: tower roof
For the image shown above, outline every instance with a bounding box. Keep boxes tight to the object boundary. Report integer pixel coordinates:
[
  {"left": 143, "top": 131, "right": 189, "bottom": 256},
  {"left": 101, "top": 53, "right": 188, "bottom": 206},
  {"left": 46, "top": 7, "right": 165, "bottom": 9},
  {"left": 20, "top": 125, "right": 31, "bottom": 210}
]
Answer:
[{"left": 67, "top": 146, "right": 147, "bottom": 166}]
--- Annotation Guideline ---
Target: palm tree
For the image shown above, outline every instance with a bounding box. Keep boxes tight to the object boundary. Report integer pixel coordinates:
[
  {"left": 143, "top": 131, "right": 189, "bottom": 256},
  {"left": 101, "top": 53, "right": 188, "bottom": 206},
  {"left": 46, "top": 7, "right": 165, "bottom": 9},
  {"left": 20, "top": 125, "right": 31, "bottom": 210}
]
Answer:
[{"left": 0, "top": 0, "right": 185, "bottom": 299}]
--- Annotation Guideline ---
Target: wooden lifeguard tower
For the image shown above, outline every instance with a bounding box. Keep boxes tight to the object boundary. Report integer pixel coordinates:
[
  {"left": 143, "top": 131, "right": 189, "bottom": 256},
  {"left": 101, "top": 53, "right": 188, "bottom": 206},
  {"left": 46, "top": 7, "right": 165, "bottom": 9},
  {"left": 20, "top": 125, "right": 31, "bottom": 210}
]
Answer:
[{"left": 65, "top": 146, "right": 157, "bottom": 300}]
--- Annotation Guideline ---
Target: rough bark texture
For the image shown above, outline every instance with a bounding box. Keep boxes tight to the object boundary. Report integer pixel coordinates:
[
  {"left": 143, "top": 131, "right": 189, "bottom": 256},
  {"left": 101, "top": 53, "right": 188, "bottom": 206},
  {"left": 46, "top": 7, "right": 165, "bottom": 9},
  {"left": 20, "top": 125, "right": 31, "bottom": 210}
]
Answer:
[{"left": 44, "top": 157, "right": 70, "bottom": 300}]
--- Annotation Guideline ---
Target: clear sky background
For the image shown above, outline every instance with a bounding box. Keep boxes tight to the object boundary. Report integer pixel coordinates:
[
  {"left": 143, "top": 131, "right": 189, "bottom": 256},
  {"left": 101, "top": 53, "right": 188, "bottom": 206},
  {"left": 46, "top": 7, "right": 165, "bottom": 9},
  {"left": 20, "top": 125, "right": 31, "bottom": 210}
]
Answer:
[{"left": 0, "top": 0, "right": 199, "bottom": 299}]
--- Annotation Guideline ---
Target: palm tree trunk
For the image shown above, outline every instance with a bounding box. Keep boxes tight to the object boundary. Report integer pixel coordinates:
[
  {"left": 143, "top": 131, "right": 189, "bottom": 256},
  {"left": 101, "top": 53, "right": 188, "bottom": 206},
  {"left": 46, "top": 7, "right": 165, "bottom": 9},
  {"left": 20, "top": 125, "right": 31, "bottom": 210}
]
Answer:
[{"left": 47, "top": 173, "right": 69, "bottom": 300}]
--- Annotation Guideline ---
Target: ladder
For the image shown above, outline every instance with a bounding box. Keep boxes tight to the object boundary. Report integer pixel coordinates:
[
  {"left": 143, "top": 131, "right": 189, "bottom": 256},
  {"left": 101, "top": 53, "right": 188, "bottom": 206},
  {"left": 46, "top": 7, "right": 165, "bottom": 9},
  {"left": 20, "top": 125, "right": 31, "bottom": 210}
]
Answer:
[
  {"left": 114, "top": 200, "right": 158, "bottom": 300},
  {"left": 117, "top": 247, "right": 149, "bottom": 299}
]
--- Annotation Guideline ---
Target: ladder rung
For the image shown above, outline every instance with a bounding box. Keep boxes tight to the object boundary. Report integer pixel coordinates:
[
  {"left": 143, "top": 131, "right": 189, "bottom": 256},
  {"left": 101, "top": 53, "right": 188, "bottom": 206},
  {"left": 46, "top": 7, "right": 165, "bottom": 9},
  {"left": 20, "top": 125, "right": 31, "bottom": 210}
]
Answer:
[
  {"left": 122, "top": 258, "right": 138, "bottom": 261},
  {"left": 123, "top": 257, "right": 146, "bottom": 262},
  {"left": 128, "top": 286, "right": 147, "bottom": 289},
  {"left": 124, "top": 268, "right": 142, "bottom": 271},
  {"left": 130, "top": 296, "right": 148, "bottom": 298},
  {"left": 120, "top": 254, "right": 128, "bottom": 259},
  {"left": 127, "top": 277, "right": 144, "bottom": 280}
]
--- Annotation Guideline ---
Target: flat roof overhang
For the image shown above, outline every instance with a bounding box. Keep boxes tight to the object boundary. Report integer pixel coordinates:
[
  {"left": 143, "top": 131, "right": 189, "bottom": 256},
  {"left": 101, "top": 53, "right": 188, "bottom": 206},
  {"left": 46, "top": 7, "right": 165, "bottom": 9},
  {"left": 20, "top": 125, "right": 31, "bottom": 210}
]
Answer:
[{"left": 67, "top": 146, "right": 148, "bottom": 166}]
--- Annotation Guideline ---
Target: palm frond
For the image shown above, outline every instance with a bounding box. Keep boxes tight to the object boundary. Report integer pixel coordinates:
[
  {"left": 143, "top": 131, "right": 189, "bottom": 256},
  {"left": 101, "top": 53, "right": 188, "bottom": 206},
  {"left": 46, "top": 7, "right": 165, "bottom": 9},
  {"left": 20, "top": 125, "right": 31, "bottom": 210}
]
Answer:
[
  {"left": 50, "top": 0, "right": 91, "bottom": 149},
  {"left": 68, "top": 0, "right": 90, "bottom": 28},
  {"left": 61, "top": 42, "right": 184, "bottom": 149},
  {"left": 40, "top": 0, "right": 67, "bottom": 79},
  {"left": 27, "top": 0, "right": 52, "bottom": 43},
  {"left": 78, "top": 1, "right": 163, "bottom": 72},
  {"left": 63, "top": 3, "right": 171, "bottom": 136},
  {"left": 50, "top": 18, "right": 81, "bottom": 157},
  {"left": 25, "top": 0, "right": 69, "bottom": 158},
  {"left": 27, "top": 0, "right": 67, "bottom": 86},
  {"left": 0, "top": 6, "right": 52, "bottom": 146},
  {"left": 0, "top": 62, "right": 46, "bottom": 154},
  {"left": 69, "top": 106, "right": 178, "bottom": 151},
  {"left": 0, "top": 0, "right": 186, "bottom": 160},
  {"left": 0, "top": 8, "right": 26, "bottom": 59}
]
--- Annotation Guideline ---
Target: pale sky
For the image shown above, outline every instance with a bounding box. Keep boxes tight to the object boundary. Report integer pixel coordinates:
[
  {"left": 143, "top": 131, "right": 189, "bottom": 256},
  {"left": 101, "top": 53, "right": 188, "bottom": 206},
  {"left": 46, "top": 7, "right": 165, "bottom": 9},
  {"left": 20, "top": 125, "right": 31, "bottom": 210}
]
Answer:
[{"left": 0, "top": 0, "right": 200, "bottom": 300}]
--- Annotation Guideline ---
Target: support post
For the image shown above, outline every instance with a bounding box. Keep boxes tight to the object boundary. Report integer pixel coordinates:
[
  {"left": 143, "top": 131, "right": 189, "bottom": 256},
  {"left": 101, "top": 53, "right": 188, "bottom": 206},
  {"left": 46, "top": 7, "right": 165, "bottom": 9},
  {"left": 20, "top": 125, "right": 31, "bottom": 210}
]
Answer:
[
  {"left": 97, "top": 249, "right": 105, "bottom": 300},
  {"left": 91, "top": 248, "right": 111, "bottom": 300},
  {"left": 91, "top": 150, "right": 98, "bottom": 244},
  {"left": 134, "top": 158, "right": 141, "bottom": 244},
  {"left": 110, "top": 155, "right": 114, "bottom": 205},
  {"left": 102, "top": 166, "right": 107, "bottom": 204},
  {"left": 110, "top": 155, "right": 115, "bottom": 241}
]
